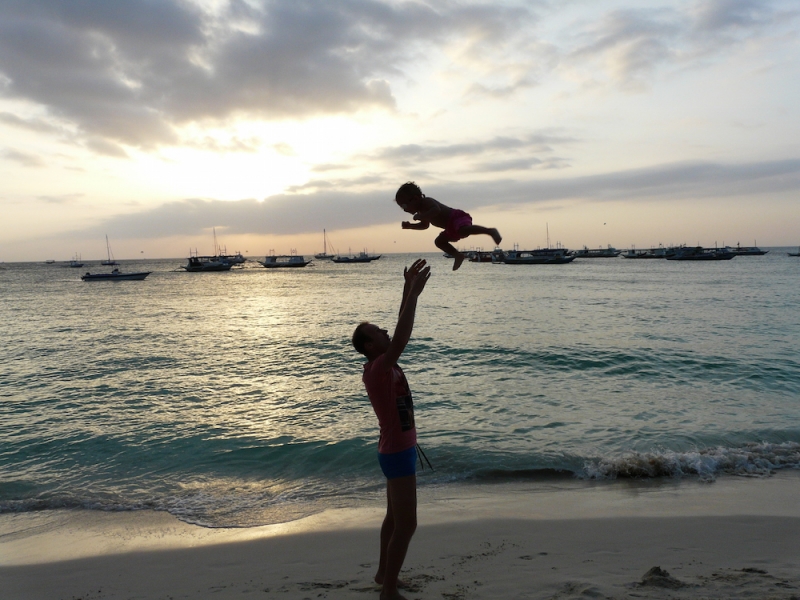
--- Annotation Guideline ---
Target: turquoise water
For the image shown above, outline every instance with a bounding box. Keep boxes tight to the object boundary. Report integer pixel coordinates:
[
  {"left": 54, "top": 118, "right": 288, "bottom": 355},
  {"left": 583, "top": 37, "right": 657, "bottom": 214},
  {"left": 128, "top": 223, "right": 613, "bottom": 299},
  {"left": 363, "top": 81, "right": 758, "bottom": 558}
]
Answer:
[{"left": 1, "top": 251, "right": 799, "bottom": 527}]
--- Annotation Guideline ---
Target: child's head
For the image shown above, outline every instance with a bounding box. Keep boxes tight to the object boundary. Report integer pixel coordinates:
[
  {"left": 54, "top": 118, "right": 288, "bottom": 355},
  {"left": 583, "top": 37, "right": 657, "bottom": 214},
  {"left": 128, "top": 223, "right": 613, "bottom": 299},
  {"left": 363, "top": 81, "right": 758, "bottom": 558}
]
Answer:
[{"left": 395, "top": 182, "right": 423, "bottom": 211}]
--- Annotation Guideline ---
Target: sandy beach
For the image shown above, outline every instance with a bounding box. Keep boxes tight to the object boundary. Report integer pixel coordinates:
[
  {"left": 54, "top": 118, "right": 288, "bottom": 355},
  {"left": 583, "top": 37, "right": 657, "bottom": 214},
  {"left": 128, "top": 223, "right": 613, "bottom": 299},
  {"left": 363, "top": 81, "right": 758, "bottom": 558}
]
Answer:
[{"left": 3, "top": 471, "right": 800, "bottom": 600}]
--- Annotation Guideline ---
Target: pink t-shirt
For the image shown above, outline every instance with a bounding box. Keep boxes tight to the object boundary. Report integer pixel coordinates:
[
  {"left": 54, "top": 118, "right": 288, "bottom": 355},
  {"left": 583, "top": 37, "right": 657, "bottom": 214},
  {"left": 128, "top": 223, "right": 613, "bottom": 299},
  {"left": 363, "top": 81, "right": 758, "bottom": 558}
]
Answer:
[{"left": 362, "top": 354, "right": 417, "bottom": 454}]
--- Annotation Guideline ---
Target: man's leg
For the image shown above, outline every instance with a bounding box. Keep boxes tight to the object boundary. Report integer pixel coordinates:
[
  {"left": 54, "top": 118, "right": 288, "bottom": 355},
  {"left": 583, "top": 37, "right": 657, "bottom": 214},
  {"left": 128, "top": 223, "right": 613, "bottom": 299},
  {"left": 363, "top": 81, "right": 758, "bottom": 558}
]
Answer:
[
  {"left": 380, "top": 474, "right": 417, "bottom": 600},
  {"left": 374, "top": 486, "right": 395, "bottom": 585}
]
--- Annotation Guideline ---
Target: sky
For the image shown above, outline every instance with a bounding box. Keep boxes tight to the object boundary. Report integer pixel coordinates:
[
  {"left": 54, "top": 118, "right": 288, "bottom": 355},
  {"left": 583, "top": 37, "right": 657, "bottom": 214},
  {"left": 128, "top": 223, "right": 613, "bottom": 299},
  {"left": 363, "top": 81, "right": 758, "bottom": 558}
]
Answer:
[{"left": 1, "top": 0, "right": 799, "bottom": 262}]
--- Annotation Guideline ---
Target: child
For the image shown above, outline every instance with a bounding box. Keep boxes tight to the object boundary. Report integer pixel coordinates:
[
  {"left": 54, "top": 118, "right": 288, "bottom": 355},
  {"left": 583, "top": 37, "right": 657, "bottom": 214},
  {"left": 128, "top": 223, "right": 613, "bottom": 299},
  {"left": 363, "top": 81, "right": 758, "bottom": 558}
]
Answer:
[
  {"left": 352, "top": 259, "right": 431, "bottom": 600},
  {"left": 395, "top": 181, "right": 502, "bottom": 271}
]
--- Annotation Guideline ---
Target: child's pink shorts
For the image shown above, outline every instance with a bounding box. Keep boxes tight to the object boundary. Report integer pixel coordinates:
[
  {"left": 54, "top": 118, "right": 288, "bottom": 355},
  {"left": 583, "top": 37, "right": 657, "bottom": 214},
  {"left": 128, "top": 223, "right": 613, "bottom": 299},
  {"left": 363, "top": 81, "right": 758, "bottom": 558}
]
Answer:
[{"left": 443, "top": 209, "right": 473, "bottom": 241}]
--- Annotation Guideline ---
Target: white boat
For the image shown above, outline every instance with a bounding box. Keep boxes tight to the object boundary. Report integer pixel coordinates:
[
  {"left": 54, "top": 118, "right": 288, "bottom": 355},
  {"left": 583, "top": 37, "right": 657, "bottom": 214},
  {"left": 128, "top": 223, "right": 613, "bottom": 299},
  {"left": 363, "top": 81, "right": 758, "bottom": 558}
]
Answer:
[
  {"left": 258, "top": 253, "right": 312, "bottom": 268},
  {"left": 572, "top": 245, "right": 621, "bottom": 258},
  {"left": 101, "top": 235, "right": 119, "bottom": 265},
  {"left": 181, "top": 254, "right": 233, "bottom": 272},
  {"left": 315, "top": 229, "right": 335, "bottom": 259},
  {"left": 723, "top": 242, "right": 768, "bottom": 256},
  {"left": 82, "top": 268, "right": 151, "bottom": 281},
  {"left": 69, "top": 253, "right": 84, "bottom": 268},
  {"left": 622, "top": 246, "right": 668, "bottom": 259},
  {"left": 332, "top": 250, "right": 381, "bottom": 263},
  {"left": 496, "top": 247, "right": 575, "bottom": 265}
]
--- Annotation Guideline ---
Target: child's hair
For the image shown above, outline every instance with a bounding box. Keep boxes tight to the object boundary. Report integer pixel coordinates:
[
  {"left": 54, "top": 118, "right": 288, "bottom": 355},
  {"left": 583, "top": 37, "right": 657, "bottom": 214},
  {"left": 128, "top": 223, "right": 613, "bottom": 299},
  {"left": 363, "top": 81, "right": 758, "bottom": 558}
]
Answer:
[
  {"left": 395, "top": 181, "right": 422, "bottom": 205},
  {"left": 352, "top": 322, "right": 372, "bottom": 355}
]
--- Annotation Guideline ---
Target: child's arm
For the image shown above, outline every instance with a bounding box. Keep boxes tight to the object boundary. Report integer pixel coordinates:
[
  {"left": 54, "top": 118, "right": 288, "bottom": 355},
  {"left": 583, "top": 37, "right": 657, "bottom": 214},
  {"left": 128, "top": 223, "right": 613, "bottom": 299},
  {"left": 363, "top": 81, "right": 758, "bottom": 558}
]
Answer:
[{"left": 402, "top": 220, "right": 430, "bottom": 230}]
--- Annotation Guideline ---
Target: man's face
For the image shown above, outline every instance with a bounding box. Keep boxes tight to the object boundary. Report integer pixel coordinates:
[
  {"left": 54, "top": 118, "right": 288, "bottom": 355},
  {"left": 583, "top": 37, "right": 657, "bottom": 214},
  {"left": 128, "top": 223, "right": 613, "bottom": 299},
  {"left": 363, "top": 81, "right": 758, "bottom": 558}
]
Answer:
[{"left": 364, "top": 323, "right": 390, "bottom": 354}]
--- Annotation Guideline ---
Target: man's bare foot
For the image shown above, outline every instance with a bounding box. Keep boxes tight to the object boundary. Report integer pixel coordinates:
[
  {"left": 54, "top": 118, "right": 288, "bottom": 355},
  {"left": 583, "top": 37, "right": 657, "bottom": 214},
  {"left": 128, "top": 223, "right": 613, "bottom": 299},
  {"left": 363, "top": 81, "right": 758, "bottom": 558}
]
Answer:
[
  {"left": 490, "top": 228, "right": 502, "bottom": 246},
  {"left": 452, "top": 253, "right": 465, "bottom": 271},
  {"left": 374, "top": 575, "right": 408, "bottom": 588},
  {"left": 380, "top": 588, "right": 409, "bottom": 600}
]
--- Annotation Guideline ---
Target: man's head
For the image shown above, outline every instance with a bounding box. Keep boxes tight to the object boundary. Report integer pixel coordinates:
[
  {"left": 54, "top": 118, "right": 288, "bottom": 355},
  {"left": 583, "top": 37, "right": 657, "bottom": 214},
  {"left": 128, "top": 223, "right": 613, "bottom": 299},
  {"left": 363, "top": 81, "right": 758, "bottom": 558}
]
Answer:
[
  {"left": 352, "top": 321, "right": 390, "bottom": 358},
  {"left": 395, "top": 182, "right": 423, "bottom": 212}
]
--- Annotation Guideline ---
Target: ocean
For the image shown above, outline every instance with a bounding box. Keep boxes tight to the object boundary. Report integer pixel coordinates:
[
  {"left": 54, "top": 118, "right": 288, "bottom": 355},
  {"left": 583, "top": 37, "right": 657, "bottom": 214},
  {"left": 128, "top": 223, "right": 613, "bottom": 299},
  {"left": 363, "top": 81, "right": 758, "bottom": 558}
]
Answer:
[{"left": 1, "top": 250, "right": 799, "bottom": 528}]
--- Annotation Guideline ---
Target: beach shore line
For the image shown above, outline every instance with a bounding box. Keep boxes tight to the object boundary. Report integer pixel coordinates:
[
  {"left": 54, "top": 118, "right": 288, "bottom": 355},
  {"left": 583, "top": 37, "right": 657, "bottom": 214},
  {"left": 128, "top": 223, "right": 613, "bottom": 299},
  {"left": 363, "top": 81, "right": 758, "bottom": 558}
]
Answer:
[{"left": 3, "top": 471, "right": 800, "bottom": 599}]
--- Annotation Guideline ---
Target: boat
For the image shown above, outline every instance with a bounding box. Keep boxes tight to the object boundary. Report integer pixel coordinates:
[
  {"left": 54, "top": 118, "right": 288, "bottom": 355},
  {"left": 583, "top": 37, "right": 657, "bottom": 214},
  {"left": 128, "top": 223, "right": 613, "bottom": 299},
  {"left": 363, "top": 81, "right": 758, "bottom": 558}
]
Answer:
[
  {"left": 622, "top": 246, "right": 668, "bottom": 259},
  {"left": 315, "top": 229, "right": 336, "bottom": 260},
  {"left": 181, "top": 253, "right": 233, "bottom": 272},
  {"left": 258, "top": 252, "right": 312, "bottom": 268},
  {"left": 666, "top": 246, "right": 735, "bottom": 261},
  {"left": 44, "top": 259, "right": 56, "bottom": 264},
  {"left": 468, "top": 249, "right": 501, "bottom": 263},
  {"left": 69, "top": 253, "right": 84, "bottom": 268},
  {"left": 495, "top": 247, "right": 576, "bottom": 265},
  {"left": 101, "top": 235, "right": 119, "bottom": 265},
  {"left": 724, "top": 242, "right": 768, "bottom": 256},
  {"left": 219, "top": 250, "right": 246, "bottom": 264},
  {"left": 788, "top": 247, "right": 800, "bottom": 257},
  {"left": 81, "top": 268, "right": 151, "bottom": 281},
  {"left": 572, "top": 245, "right": 621, "bottom": 258},
  {"left": 332, "top": 250, "right": 381, "bottom": 263}
]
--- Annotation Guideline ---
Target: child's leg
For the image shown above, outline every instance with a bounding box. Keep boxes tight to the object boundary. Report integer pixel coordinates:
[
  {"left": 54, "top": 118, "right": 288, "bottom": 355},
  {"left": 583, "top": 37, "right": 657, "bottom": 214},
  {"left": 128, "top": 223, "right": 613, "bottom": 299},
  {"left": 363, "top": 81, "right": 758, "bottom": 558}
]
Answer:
[
  {"left": 458, "top": 225, "right": 502, "bottom": 246},
  {"left": 435, "top": 233, "right": 466, "bottom": 271}
]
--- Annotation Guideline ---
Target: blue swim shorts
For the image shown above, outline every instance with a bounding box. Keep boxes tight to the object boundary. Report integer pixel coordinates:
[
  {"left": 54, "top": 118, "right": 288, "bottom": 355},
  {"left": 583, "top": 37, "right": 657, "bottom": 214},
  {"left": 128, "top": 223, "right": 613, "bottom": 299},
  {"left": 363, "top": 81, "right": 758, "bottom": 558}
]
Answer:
[{"left": 378, "top": 446, "right": 417, "bottom": 479}]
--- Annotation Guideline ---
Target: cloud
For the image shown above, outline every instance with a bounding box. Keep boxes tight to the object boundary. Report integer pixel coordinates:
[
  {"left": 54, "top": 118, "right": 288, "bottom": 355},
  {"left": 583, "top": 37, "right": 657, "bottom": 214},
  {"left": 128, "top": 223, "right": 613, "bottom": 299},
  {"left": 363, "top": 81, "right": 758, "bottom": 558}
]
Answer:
[
  {"left": 0, "top": 0, "right": 537, "bottom": 152},
  {"left": 561, "top": 0, "right": 799, "bottom": 89},
  {"left": 368, "top": 132, "right": 576, "bottom": 165},
  {"left": 74, "top": 158, "right": 800, "bottom": 239},
  {"left": 1, "top": 147, "right": 46, "bottom": 167}
]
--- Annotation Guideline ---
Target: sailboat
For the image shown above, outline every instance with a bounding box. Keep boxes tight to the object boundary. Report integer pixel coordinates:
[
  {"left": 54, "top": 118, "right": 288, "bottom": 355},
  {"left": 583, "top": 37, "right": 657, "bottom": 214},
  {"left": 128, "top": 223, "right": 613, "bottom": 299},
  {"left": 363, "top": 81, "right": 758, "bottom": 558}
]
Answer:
[
  {"left": 101, "top": 235, "right": 119, "bottom": 265},
  {"left": 315, "top": 229, "right": 335, "bottom": 259}
]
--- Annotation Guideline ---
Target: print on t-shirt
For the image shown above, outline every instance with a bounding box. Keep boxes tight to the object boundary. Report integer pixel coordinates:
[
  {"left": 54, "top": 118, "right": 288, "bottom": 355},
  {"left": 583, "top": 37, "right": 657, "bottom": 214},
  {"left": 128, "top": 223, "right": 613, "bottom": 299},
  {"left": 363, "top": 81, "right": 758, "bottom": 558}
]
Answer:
[{"left": 395, "top": 394, "right": 415, "bottom": 431}]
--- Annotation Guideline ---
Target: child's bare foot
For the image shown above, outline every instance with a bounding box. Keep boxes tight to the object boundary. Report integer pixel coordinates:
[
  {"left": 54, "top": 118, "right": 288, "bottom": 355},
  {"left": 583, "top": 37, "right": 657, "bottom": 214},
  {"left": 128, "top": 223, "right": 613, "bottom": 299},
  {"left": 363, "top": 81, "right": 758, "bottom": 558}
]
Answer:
[
  {"left": 452, "top": 253, "right": 465, "bottom": 271},
  {"left": 490, "top": 228, "right": 502, "bottom": 246}
]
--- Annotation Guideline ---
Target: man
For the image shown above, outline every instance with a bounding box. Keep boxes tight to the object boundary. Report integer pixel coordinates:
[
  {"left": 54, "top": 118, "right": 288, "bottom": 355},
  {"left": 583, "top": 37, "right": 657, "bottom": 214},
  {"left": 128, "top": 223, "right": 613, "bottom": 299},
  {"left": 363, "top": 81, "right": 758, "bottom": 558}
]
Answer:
[{"left": 352, "top": 258, "right": 431, "bottom": 600}]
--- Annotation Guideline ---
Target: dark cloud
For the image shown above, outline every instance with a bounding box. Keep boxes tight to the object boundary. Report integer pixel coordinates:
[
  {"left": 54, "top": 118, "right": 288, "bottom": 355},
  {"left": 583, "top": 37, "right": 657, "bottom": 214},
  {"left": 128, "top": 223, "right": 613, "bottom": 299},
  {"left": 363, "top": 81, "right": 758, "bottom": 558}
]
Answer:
[
  {"left": 369, "top": 132, "right": 575, "bottom": 165},
  {"left": 77, "top": 158, "right": 800, "bottom": 239},
  {"left": 0, "top": 0, "right": 535, "bottom": 151}
]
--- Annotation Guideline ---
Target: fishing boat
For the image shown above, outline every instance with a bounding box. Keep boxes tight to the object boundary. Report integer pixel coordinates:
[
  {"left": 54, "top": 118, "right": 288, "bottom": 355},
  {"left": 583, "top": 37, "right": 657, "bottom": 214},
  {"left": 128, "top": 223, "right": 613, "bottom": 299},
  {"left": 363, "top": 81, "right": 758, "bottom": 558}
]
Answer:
[
  {"left": 724, "top": 242, "right": 768, "bottom": 256},
  {"left": 101, "top": 235, "right": 119, "bottom": 265},
  {"left": 622, "top": 246, "right": 668, "bottom": 259},
  {"left": 332, "top": 250, "right": 381, "bottom": 263},
  {"left": 181, "top": 254, "right": 233, "bottom": 272},
  {"left": 572, "top": 245, "right": 621, "bottom": 258},
  {"left": 496, "top": 247, "right": 575, "bottom": 265},
  {"left": 81, "top": 268, "right": 151, "bottom": 281},
  {"left": 315, "top": 229, "right": 335, "bottom": 259},
  {"left": 258, "top": 252, "right": 312, "bottom": 268},
  {"left": 666, "top": 246, "right": 735, "bottom": 261}
]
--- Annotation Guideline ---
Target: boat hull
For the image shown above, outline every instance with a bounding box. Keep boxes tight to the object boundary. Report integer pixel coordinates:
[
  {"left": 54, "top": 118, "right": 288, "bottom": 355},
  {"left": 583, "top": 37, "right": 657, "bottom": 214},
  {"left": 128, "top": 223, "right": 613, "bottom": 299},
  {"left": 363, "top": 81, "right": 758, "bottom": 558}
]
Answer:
[{"left": 81, "top": 272, "right": 151, "bottom": 281}]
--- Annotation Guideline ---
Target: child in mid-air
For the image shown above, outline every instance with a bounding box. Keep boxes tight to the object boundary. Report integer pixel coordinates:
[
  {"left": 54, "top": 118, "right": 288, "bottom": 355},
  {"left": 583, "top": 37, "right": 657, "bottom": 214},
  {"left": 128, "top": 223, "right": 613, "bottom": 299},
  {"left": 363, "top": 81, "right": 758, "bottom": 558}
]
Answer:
[{"left": 395, "top": 182, "right": 502, "bottom": 271}]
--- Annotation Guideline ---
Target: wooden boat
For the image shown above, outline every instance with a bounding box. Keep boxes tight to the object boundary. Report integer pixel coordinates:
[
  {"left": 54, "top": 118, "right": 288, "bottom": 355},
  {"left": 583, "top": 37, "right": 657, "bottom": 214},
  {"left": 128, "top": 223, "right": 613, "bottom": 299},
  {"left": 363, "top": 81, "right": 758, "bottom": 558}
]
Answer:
[
  {"left": 258, "top": 254, "right": 312, "bottom": 268},
  {"left": 666, "top": 246, "right": 735, "bottom": 261},
  {"left": 496, "top": 247, "right": 575, "bottom": 265},
  {"left": 332, "top": 250, "right": 381, "bottom": 263}
]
